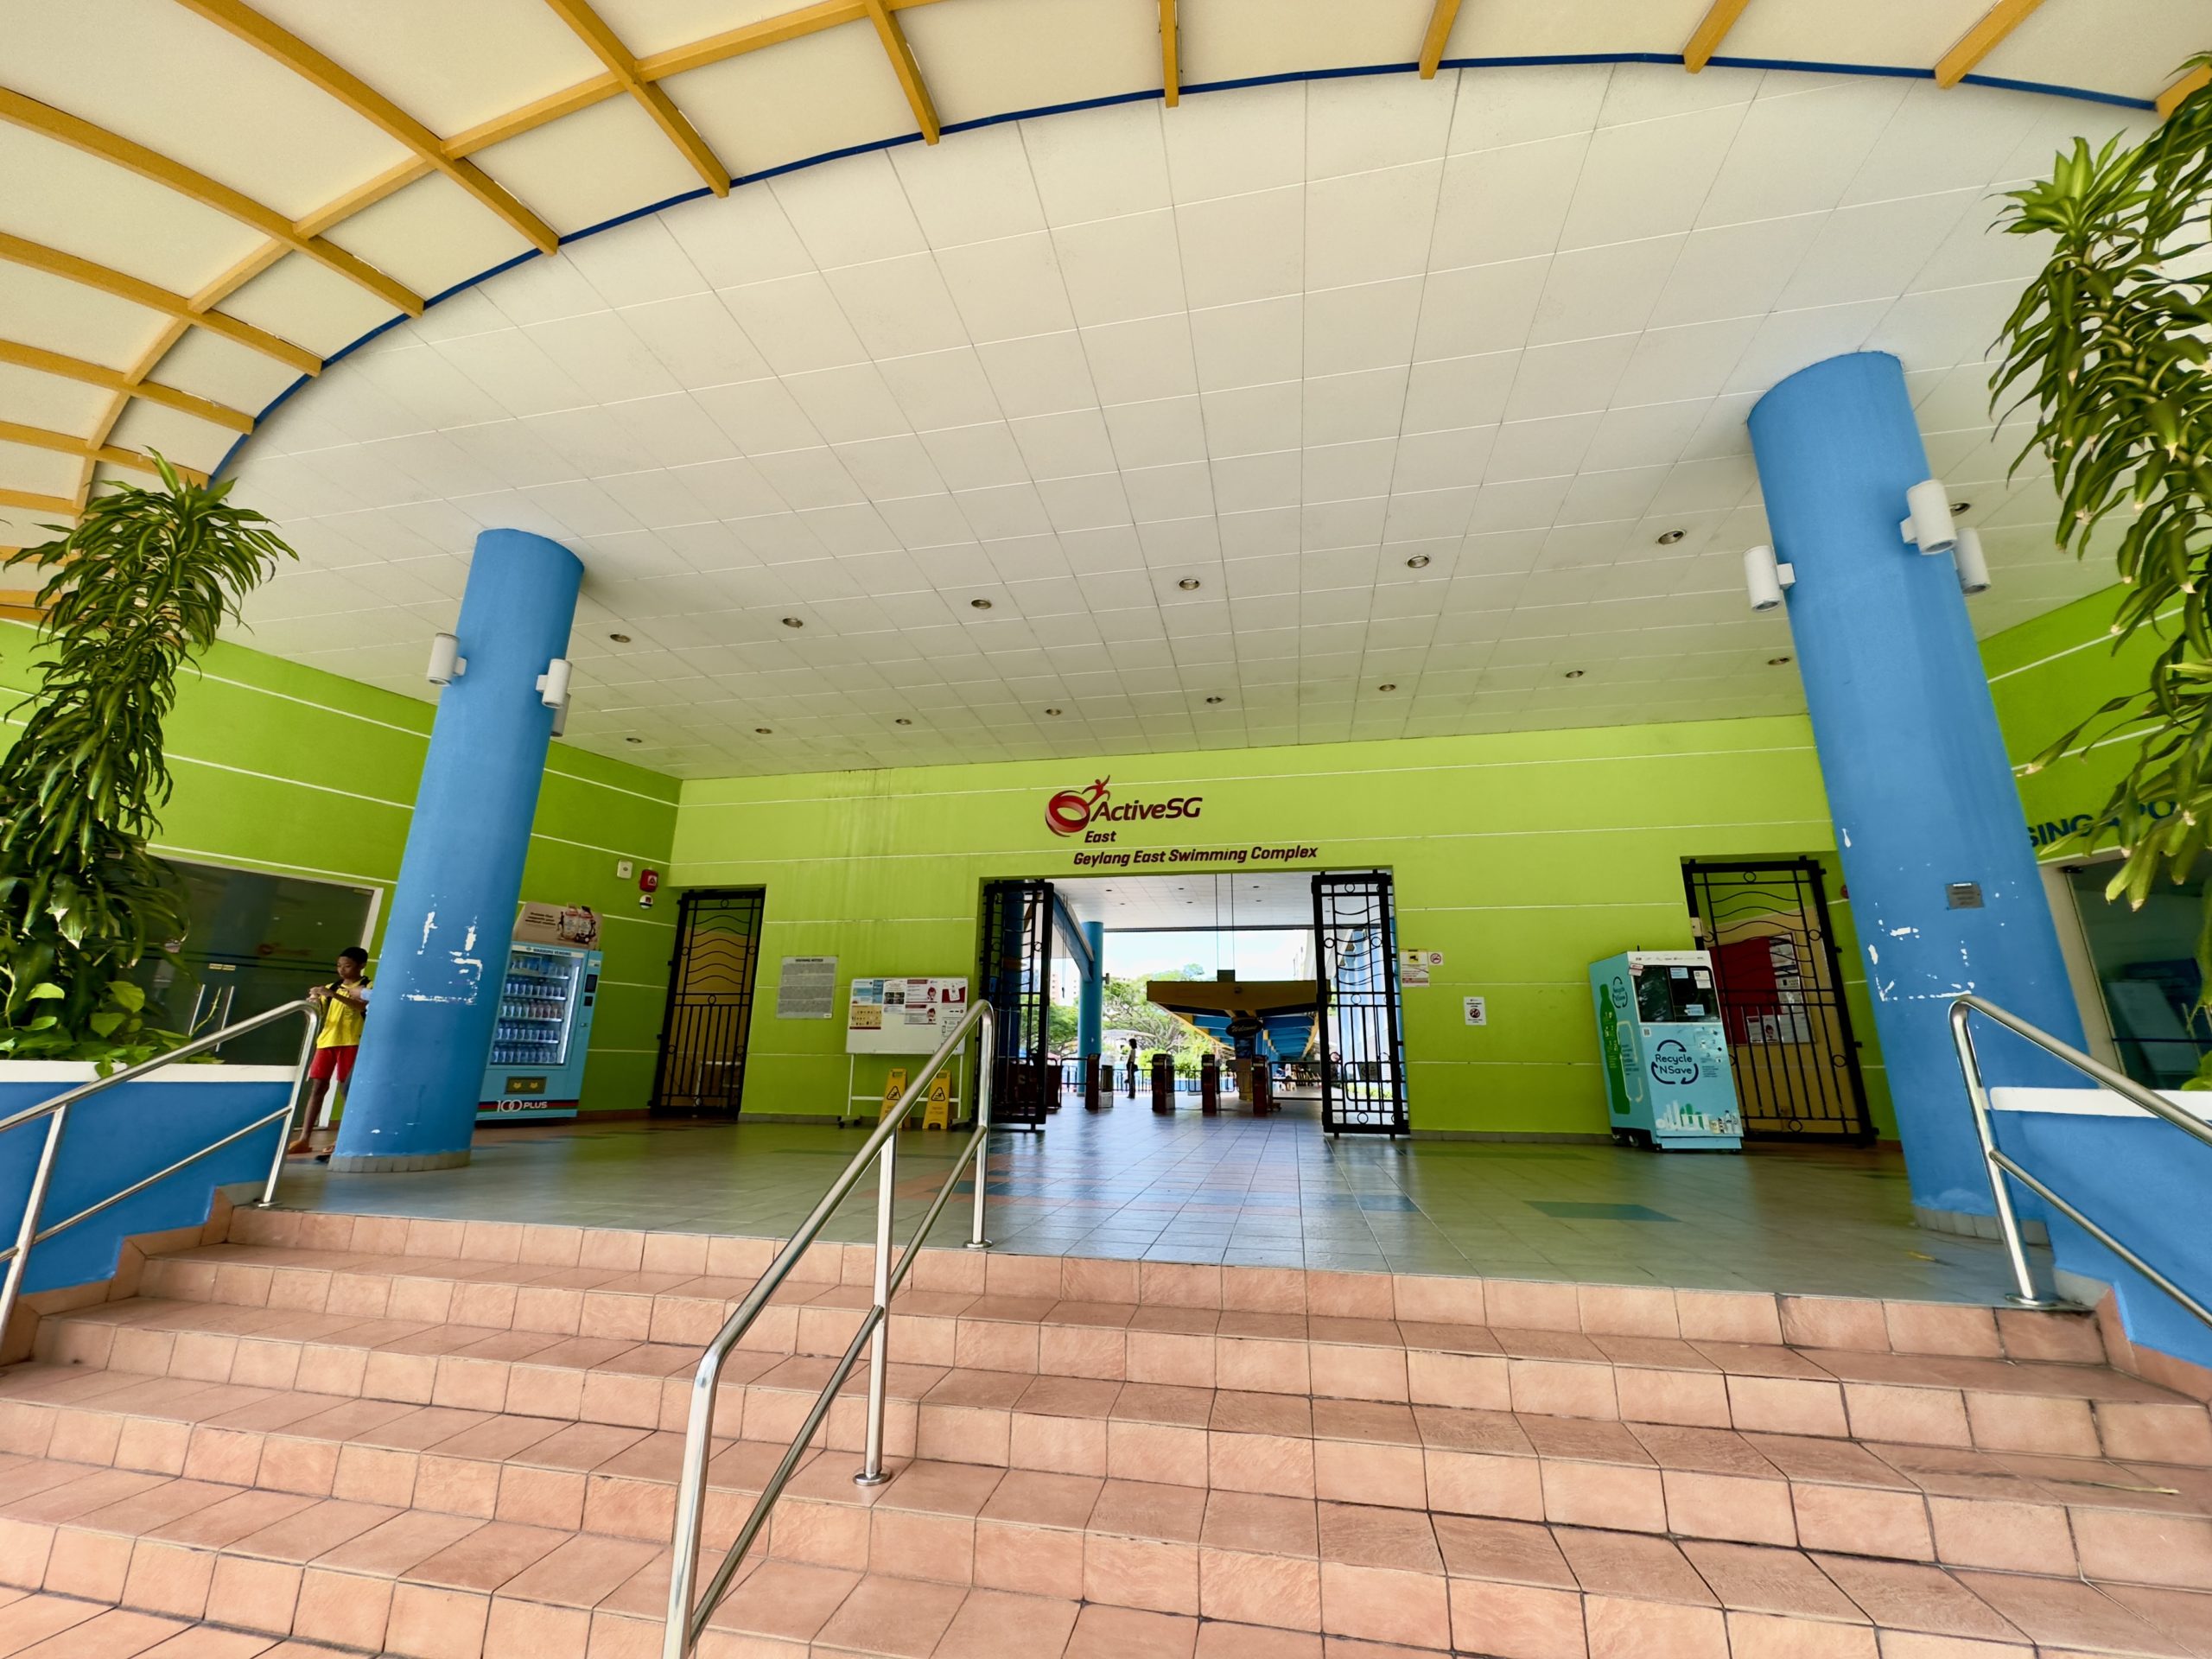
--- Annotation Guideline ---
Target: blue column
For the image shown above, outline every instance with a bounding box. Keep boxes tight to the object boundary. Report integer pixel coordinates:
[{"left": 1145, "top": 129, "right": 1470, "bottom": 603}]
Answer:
[
  {"left": 331, "top": 530, "right": 582, "bottom": 1172},
  {"left": 1077, "top": 920, "right": 1105, "bottom": 1058},
  {"left": 1748, "top": 353, "right": 2082, "bottom": 1228}
]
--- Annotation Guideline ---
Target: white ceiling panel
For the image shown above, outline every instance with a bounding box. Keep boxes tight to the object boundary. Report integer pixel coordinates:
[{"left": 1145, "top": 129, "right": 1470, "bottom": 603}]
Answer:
[{"left": 0, "top": 0, "right": 2176, "bottom": 772}]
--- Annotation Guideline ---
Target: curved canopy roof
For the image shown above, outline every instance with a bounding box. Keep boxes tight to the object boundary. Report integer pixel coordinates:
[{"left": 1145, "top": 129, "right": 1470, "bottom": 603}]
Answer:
[{"left": 1, "top": 1, "right": 2202, "bottom": 773}]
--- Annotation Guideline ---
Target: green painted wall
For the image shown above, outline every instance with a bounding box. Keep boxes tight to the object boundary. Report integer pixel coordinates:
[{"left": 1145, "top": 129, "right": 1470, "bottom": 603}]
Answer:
[
  {"left": 1980, "top": 583, "right": 2155, "bottom": 849},
  {"left": 13, "top": 575, "right": 2151, "bottom": 1142},
  {"left": 672, "top": 718, "right": 1896, "bottom": 1138},
  {"left": 0, "top": 620, "right": 680, "bottom": 1111}
]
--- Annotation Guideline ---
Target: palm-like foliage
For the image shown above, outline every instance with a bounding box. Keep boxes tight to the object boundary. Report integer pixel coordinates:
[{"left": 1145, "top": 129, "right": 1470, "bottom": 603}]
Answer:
[
  {"left": 0, "top": 455, "right": 293, "bottom": 1061},
  {"left": 1994, "top": 60, "right": 2212, "bottom": 967}
]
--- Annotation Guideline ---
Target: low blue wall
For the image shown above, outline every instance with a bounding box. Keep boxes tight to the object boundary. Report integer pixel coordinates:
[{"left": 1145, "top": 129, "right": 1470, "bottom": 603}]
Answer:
[
  {"left": 0, "top": 1068, "right": 296, "bottom": 1294},
  {"left": 1995, "top": 1104, "right": 2212, "bottom": 1370}
]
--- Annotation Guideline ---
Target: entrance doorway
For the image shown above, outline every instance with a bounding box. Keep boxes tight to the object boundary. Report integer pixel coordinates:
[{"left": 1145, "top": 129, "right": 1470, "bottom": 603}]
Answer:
[
  {"left": 1682, "top": 858, "right": 1873, "bottom": 1142},
  {"left": 651, "top": 887, "right": 766, "bottom": 1116},
  {"left": 978, "top": 868, "right": 1408, "bottom": 1136}
]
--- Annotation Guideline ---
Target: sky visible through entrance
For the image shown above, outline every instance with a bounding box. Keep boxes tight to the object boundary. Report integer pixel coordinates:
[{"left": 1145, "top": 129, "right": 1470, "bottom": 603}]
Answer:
[{"left": 1103, "top": 929, "right": 1314, "bottom": 982}]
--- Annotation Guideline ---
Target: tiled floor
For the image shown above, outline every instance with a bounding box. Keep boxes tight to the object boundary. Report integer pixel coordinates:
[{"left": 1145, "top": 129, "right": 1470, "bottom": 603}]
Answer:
[{"left": 275, "top": 1090, "right": 2043, "bottom": 1305}]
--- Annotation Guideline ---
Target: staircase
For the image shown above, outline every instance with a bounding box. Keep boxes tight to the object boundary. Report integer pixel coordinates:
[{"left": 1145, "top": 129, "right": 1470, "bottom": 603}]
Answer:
[{"left": 2, "top": 1206, "right": 2209, "bottom": 1658}]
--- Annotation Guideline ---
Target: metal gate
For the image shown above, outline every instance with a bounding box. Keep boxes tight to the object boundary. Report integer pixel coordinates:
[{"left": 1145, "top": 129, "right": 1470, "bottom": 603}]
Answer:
[
  {"left": 1682, "top": 859, "right": 1873, "bottom": 1142},
  {"left": 650, "top": 887, "right": 766, "bottom": 1116},
  {"left": 1313, "top": 870, "right": 1409, "bottom": 1135},
  {"left": 979, "top": 878, "right": 1053, "bottom": 1128}
]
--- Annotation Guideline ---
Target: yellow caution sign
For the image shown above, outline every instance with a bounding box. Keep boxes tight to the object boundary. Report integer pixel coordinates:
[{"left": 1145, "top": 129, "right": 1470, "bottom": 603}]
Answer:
[
  {"left": 880, "top": 1067, "right": 907, "bottom": 1125},
  {"left": 923, "top": 1072, "right": 952, "bottom": 1130}
]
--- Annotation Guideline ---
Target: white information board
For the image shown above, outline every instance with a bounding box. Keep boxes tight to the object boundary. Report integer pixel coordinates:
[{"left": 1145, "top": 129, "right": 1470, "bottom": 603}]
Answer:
[{"left": 846, "top": 976, "right": 971, "bottom": 1054}]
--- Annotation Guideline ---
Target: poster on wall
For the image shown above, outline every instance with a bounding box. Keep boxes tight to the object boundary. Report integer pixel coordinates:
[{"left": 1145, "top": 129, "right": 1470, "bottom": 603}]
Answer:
[
  {"left": 847, "top": 976, "right": 971, "bottom": 1053},
  {"left": 1464, "top": 996, "right": 1488, "bottom": 1027},
  {"left": 514, "top": 901, "right": 600, "bottom": 948},
  {"left": 777, "top": 956, "right": 838, "bottom": 1019}
]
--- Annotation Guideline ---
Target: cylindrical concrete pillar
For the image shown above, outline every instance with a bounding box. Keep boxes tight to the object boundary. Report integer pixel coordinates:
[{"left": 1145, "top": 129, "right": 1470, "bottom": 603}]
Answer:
[
  {"left": 332, "top": 529, "right": 583, "bottom": 1172},
  {"left": 1748, "top": 352, "right": 2082, "bottom": 1228}
]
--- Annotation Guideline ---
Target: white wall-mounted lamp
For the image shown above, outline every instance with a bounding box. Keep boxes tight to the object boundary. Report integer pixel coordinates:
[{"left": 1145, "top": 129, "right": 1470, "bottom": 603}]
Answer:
[
  {"left": 1953, "top": 526, "right": 1992, "bottom": 594},
  {"left": 1899, "top": 479, "right": 1958, "bottom": 556},
  {"left": 426, "top": 632, "right": 467, "bottom": 685},
  {"left": 1744, "top": 544, "right": 1796, "bottom": 613},
  {"left": 536, "top": 657, "right": 572, "bottom": 711}
]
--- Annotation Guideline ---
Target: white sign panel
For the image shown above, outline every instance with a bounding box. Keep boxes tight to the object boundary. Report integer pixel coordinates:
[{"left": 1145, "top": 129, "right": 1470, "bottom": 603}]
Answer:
[
  {"left": 847, "top": 976, "right": 972, "bottom": 1054},
  {"left": 777, "top": 956, "right": 838, "bottom": 1020},
  {"left": 1463, "top": 995, "right": 1488, "bottom": 1027}
]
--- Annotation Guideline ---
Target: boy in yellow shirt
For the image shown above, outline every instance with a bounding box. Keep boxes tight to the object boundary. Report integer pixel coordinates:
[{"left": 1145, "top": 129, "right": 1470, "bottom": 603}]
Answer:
[{"left": 288, "top": 946, "right": 372, "bottom": 1157}]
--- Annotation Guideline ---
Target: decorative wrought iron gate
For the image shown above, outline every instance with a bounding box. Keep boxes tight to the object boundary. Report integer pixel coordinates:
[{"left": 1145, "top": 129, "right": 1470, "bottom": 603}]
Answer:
[
  {"left": 650, "top": 888, "right": 766, "bottom": 1116},
  {"left": 1313, "top": 870, "right": 1409, "bottom": 1135},
  {"left": 1682, "top": 859, "right": 1873, "bottom": 1142},
  {"left": 979, "top": 878, "right": 1053, "bottom": 1128}
]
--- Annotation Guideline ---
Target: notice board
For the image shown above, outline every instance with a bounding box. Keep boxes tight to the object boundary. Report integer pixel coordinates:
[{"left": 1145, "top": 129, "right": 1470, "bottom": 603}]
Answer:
[{"left": 846, "top": 976, "right": 970, "bottom": 1055}]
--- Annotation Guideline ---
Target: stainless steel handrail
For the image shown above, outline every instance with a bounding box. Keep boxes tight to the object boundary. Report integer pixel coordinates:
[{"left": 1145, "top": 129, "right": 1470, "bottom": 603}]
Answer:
[
  {"left": 1949, "top": 992, "right": 2212, "bottom": 1327},
  {"left": 662, "top": 1000, "right": 996, "bottom": 1659},
  {"left": 0, "top": 997, "right": 321, "bottom": 1343}
]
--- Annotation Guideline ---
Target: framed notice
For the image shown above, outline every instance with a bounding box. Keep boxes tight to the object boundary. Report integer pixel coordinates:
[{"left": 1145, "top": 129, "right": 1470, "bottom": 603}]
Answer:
[
  {"left": 776, "top": 956, "right": 838, "bottom": 1020},
  {"left": 846, "top": 976, "right": 971, "bottom": 1054}
]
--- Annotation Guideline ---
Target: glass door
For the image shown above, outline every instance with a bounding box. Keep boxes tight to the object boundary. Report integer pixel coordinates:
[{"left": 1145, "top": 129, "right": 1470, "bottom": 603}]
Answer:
[
  {"left": 2063, "top": 864, "right": 2212, "bottom": 1087},
  {"left": 134, "top": 859, "right": 378, "bottom": 1065}
]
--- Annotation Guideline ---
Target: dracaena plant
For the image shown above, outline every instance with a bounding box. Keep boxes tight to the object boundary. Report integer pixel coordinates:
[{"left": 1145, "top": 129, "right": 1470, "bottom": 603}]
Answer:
[
  {"left": 1995, "top": 59, "right": 2212, "bottom": 973},
  {"left": 0, "top": 455, "right": 294, "bottom": 1065}
]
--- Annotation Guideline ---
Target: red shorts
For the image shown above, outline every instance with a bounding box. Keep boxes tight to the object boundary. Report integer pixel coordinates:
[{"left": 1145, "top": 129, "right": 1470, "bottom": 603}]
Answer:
[{"left": 308, "top": 1046, "right": 358, "bottom": 1084}]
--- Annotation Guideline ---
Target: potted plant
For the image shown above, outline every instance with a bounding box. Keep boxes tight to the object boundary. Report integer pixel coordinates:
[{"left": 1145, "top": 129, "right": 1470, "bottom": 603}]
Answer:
[
  {"left": 1990, "top": 69, "right": 2212, "bottom": 1367},
  {"left": 1, "top": 456, "right": 305, "bottom": 1313}
]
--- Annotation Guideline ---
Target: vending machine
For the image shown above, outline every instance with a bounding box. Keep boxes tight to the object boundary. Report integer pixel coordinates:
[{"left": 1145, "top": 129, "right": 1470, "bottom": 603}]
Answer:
[
  {"left": 478, "top": 906, "right": 604, "bottom": 1123},
  {"left": 1588, "top": 950, "right": 1743, "bottom": 1150}
]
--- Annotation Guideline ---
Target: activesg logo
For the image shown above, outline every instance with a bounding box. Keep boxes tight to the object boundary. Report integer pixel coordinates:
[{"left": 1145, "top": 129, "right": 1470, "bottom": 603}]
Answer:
[{"left": 1045, "top": 776, "right": 1202, "bottom": 841}]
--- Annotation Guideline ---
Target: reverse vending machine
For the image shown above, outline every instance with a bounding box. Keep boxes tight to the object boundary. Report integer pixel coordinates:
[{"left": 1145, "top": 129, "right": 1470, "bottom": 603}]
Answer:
[
  {"left": 1589, "top": 950, "right": 1743, "bottom": 1150},
  {"left": 478, "top": 935, "right": 603, "bottom": 1123}
]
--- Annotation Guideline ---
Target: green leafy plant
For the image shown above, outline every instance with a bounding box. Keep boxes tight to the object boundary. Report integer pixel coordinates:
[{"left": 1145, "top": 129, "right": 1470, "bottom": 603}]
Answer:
[
  {"left": 0, "top": 455, "right": 294, "bottom": 1066},
  {"left": 1995, "top": 60, "right": 2212, "bottom": 973}
]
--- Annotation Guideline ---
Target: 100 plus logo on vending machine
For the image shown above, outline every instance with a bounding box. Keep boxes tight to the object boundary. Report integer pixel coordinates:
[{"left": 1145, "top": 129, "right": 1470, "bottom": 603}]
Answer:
[{"left": 1045, "top": 776, "right": 1203, "bottom": 842}]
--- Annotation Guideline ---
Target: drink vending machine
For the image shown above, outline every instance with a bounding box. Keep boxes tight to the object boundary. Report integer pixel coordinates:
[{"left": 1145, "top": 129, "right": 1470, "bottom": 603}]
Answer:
[
  {"left": 1588, "top": 950, "right": 1743, "bottom": 1150},
  {"left": 478, "top": 905, "right": 604, "bottom": 1123}
]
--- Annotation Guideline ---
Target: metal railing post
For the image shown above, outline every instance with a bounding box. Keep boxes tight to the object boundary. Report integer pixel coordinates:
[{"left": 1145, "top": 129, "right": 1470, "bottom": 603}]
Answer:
[
  {"left": 1947, "top": 1000, "right": 2069, "bottom": 1311},
  {"left": 261, "top": 1007, "right": 324, "bottom": 1207},
  {"left": 0, "top": 1105, "right": 68, "bottom": 1348},
  {"left": 856, "top": 1131, "right": 897, "bottom": 1485},
  {"left": 968, "top": 1005, "right": 994, "bottom": 1250}
]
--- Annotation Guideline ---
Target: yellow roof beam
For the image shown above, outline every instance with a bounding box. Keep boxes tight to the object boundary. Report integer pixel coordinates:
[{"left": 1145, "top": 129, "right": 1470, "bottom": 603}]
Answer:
[
  {"left": 172, "top": 0, "right": 561, "bottom": 254},
  {"left": 0, "top": 487, "right": 79, "bottom": 517},
  {"left": 2159, "top": 63, "right": 2212, "bottom": 119},
  {"left": 0, "top": 232, "right": 321, "bottom": 376},
  {"left": 1934, "top": 0, "right": 2046, "bottom": 88},
  {"left": 862, "top": 0, "right": 940, "bottom": 143},
  {"left": 0, "top": 419, "right": 206, "bottom": 483},
  {"left": 1683, "top": 0, "right": 1751, "bottom": 73},
  {"left": 542, "top": 0, "right": 731, "bottom": 194},
  {"left": 1160, "top": 0, "right": 1180, "bottom": 107},
  {"left": 636, "top": 0, "right": 868, "bottom": 81},
  {"left": 1419, "top": 0, "right": 1462, "bottom": 79},
  {"left": 0, "top": 588, "right": 52, "bottom": 620},
  {"left": 0, "top": 339, "right": 253, "bottom": 434},
  {"left": 0, "top": 87, "right": 421, "bottom": 317}
]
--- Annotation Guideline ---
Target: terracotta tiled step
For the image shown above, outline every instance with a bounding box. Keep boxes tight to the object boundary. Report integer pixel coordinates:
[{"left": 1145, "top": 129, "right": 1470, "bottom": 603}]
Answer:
[
  {"left": 213, "top": 1209, "right": 2115, "bottom": 1364},
  {"left": 7, "top": 1452, "right": 2210, "bottom": 1657},
  {"left": 0, "top": 1585, "right": 383, "bottom": 1659},
  {"left": 7, "top": 1363, "right": 2210, "bottom": 1589},
  {"left": 40, "top": 1276, "right": 2210, "bottom": 1468}
]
